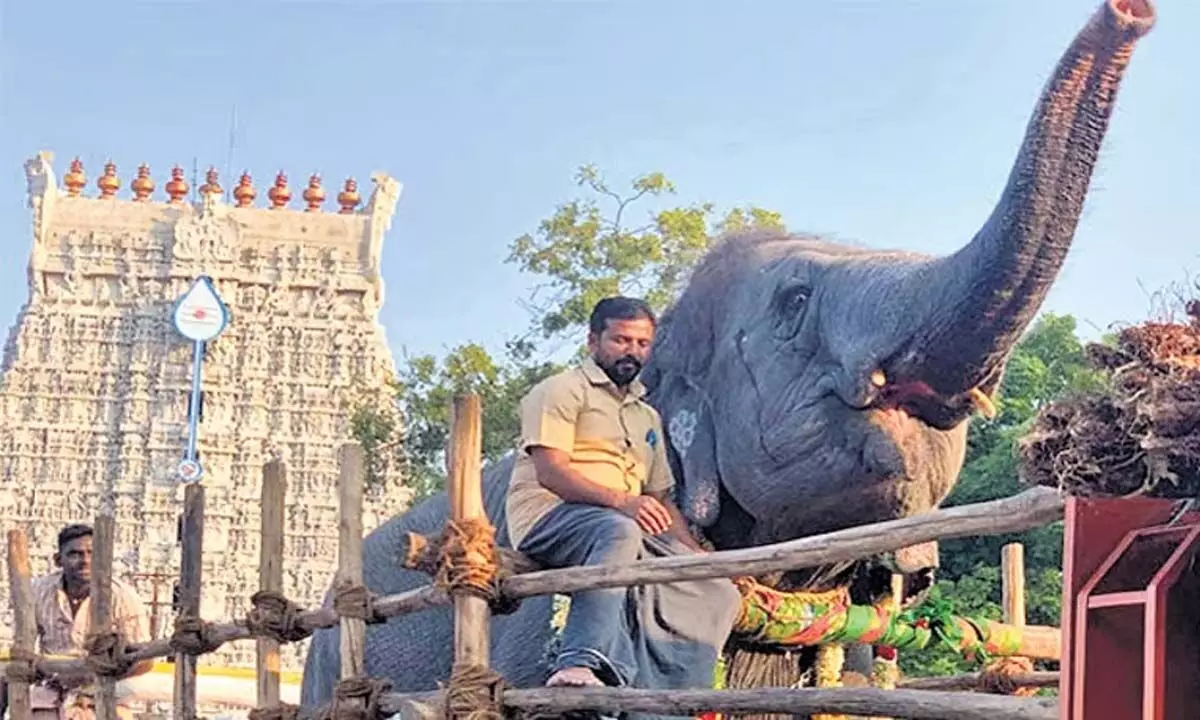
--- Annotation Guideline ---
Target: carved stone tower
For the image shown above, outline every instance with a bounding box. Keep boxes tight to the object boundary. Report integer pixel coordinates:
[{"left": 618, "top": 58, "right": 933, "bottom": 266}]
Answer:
[{"left": 0, "top": 152, "right": 412, "bottom": 671}]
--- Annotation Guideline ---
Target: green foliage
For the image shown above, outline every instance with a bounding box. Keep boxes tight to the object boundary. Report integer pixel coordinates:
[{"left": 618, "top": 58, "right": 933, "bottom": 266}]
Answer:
[
  {"left": 901, "top": 312, "right": 1103, "bottom": 677},
  {"left": 394, "top": 165, "right": 784, "bottom": 499},
  {"left": 507, "top": 164, "right": 783, "bottom": 337},
  {"left": 348, "top": 396, "right": 405, "bottom": 491},
  {"left": 394, "top": 342, "right": 560, "bottom": 501}
]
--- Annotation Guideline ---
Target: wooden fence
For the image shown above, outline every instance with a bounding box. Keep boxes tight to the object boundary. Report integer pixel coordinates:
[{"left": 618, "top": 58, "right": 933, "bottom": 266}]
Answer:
[{"left": 4, "top": 394, "right": 1068, "bottom": 720}]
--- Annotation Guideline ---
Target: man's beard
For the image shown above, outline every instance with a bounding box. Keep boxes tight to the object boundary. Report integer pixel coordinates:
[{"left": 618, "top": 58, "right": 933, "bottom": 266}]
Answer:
[{"left": 599, "top": 354, "right": 643, "bottom": 387}]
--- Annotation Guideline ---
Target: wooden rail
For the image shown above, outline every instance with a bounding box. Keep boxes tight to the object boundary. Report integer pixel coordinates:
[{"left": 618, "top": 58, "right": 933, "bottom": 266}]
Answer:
[
  {"left": 1, "top": 392, "right": 1067, "bottom": 720},
  {"left": 8, "top": 483, "right": 1065, "bottom": 680},
  {"left": 373, "top": 686, "right": 1058, "bottom": 720}
]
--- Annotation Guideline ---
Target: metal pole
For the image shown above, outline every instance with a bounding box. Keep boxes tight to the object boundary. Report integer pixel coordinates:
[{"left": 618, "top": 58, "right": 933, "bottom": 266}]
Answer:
[
  {"left": 169, "top": 276, "right": 227, "bottom": 716},
  {"left": 185, "top": 340, "right": 205, "bottom": 461}
]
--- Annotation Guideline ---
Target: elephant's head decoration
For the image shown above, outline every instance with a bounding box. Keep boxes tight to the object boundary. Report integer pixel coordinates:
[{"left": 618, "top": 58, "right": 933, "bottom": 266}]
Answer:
[{"left": 643, "top": 0, "right": 1156, "bottom": 573}]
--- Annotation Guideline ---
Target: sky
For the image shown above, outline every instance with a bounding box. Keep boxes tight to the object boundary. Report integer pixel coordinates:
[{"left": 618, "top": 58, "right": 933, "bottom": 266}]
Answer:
[{"left": 1, "top": 0, "right": 1196, "bottom": 367}]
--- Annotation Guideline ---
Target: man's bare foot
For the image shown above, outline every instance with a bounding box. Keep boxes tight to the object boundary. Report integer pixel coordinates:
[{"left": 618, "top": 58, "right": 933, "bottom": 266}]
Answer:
[{"left": 546, "top": 666, "right": 604, "bottom": 687}]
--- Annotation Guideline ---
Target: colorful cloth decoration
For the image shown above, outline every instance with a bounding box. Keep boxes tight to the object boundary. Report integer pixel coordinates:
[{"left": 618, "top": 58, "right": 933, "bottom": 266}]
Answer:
[{"left": 730, "top": 577, "right": 1029, "bottom": 661}]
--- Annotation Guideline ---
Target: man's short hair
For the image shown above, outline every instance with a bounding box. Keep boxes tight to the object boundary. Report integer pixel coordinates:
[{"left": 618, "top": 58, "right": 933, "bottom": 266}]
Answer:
[
  {"left": 589, "top": 296, "right": 656, "bottom": 336},
  {"left": 57, "top": 523, "right": 93, "bottom": 550}
]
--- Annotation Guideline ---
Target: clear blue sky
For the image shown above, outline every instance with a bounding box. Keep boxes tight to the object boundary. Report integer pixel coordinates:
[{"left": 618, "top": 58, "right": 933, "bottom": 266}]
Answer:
[{"left": 1, "top": 1, "right": 1195, "bottom": 365}]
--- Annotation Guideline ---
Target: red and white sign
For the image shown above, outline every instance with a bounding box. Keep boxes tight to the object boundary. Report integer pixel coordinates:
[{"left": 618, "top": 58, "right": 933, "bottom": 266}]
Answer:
[{"left": 172, "top": 276, "right": 229, "bottom": 342}]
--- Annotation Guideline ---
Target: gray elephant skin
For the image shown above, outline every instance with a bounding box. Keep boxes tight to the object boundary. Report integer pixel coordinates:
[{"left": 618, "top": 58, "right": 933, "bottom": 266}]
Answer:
[{"left": 301, "top": 0, "right": 1156, "bottom": 707}]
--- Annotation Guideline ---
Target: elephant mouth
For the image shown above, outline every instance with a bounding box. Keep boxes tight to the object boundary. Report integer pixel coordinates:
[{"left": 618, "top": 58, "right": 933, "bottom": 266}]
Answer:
[{"left": 869, "top": 375, "right": 997, "bottom": 432}]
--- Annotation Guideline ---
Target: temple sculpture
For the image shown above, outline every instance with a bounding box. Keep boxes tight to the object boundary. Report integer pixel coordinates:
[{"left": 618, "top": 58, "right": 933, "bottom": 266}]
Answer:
[{"left": 0, "top": 151, "right": 412, "bottom": 671}]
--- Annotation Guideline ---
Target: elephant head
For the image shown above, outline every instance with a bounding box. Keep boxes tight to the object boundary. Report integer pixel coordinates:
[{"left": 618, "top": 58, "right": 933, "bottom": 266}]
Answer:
[{"left": 642, "top": 0, "right": 1155, "bottom": 570}]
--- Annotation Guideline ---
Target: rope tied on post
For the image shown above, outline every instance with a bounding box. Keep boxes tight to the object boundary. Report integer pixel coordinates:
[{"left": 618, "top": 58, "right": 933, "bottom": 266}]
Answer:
[
  {"left": 436, "top": 517, "right": 517, "bottom": 614},
  {"left": 84, "top": 630, "right": 135, "bottom": 677},
  {"left": 333, "top": 578, "right": 386, "bottom": 625},
  {"left": 401, "top": 531, "right": 438, "bottom": 576},
  {"left": 171, "top": 612, "right": 223, "bottom": 656},
  {"left": 446, "top": 663, "right": 506, "bottom": 720},
  {"left": 248, "top": 703, "right": 300, "bottom": 720},
  {"left": 326, "top": 677, "right": 392, "bottom": 720},
  {"left": 4, "top": 647, "right": 43, "bottom": 684},
  {"left": 247, "top": 590, "right": 314, "bottom": 642}
]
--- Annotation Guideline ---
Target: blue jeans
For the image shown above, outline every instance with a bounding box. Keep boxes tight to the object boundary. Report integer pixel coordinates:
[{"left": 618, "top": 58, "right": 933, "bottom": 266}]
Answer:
[{"left": 518, "top": 502, "right": 740, "bottom": 700}]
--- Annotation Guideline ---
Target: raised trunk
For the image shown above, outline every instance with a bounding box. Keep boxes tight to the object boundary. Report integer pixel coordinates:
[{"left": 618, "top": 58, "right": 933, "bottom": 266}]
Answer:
[{"left": 899, "top": 0, "right": 1155, "bottom": 399}]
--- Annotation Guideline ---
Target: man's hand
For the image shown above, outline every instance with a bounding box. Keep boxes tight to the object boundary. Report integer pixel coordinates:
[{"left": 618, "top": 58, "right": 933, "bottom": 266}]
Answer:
[
  {"left": 617, "top": 494, "right": 672, "bottom": 535},
  {"left": 648, "top": 490, "right": 709, "bottom": 553}
]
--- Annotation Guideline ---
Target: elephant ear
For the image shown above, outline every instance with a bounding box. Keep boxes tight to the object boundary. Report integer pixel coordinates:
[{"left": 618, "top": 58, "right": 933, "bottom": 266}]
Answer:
[{"left": 657, "top": 376, "right": 722, "bottom": 528}]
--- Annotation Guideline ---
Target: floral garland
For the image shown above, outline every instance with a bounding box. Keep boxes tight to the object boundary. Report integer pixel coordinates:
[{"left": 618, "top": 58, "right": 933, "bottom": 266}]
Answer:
[
  {"left": 729, "top": 577, "right": 1024, "bottom": 661},
  {"left": 544, "top": 578, "right": 1030, "bottom": 720}
]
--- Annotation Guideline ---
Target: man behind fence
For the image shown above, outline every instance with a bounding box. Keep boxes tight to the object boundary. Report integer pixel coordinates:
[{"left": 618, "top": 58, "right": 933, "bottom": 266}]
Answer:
[
  {"left": 505, "top": 296, "right": 741, "bottom": 716},
  {"left": 0, "top": 523, "right": 153, "bottom": 720}
]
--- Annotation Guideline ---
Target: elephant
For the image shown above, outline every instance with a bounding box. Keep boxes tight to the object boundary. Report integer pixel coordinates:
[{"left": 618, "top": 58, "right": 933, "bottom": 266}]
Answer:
[{"left": 301, "top": 0, "right": 1156, "bottom": 714}]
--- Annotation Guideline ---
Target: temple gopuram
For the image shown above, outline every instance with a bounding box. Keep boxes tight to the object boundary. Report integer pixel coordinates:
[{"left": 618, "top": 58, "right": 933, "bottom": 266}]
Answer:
[{"left": 0, "top": 151, "right": 412, "bottom": 672}]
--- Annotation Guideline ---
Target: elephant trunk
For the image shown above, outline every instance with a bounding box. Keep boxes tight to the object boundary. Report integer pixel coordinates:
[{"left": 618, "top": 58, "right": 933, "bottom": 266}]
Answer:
[{"left": 898, "top": 0, "right": 1155, "bottom": 401}]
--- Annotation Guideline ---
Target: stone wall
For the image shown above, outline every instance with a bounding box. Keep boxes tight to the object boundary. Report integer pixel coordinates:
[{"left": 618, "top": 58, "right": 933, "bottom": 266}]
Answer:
[{"left": 0, "top": 152, "right": 413, "bottom": 671}]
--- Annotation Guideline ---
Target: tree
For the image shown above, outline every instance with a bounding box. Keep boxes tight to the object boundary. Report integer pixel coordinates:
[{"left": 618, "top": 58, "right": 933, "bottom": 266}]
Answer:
[
  {"left": 507, "top": 164, "right": 783, "bottom": 341},
  {"left": 395, "top": 165, "right": 784, "bottom": 499},
  {"left": 393, "top": 340, "right": 561, "bottom": 500}
]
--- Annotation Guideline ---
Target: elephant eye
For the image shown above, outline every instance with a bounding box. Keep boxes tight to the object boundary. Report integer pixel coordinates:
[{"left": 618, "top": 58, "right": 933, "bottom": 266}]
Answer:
[{"left": 772, "top": 283, "right": 810, "bottom": 340}]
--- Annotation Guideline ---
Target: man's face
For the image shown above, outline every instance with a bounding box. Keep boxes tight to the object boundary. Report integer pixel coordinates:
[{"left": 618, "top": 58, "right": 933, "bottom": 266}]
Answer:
[
  {"left": 588, "top": 316, "right": 655, "bottom": 387},
  {"left": 55, "top": 535, "right": 92, "bottom": 586}
]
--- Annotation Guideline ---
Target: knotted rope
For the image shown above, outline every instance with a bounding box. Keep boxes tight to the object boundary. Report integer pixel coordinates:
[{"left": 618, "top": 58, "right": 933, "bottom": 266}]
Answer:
[
  {"left": 436, "top": 518, "right": 518, "bottom": 614},
  {"left": 977, "top": 656, "right": 1038, "bottom": 696},
  {"left": 247, "top": 590, "right": 314, "bottom": 642},
  {"left": 171, "top": 612, "right": 223, "bottom": 656},
  {"left": 445, "top": 663, "right": 505, "bottom": 720},
  {"left": 84, "top": 630, "right": 135, "bottom": 677},
  {"left": 401, "top": 531, "right": 438, "bottom": 576},
  {"left": 333, "top": 579, "right": 386, "bottom": 625},
  {"left": 248, "top": 703, "right": 299, "bottom": 720},
  {"left": 327, "top": 677, "right": 392, "bottom": 720},
  {"left": 4, "top": 648, "right": 43, "bottom": 684}
]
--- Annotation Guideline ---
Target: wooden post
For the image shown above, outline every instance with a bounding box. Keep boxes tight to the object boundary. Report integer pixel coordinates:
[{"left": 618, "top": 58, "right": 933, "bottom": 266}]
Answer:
[
  {"left": 1002, "top": 543, "right": 1027, "bottom": 627},
  {"left": 999, "top": 542, "right": 1033, "bottom": 695},
  {"left": 446, "top": 394, "right": 489, "bottom": 667},
  {"left": 174, "top": 483, "right": 205, "bottom": 720},
  {"left": 91, "top": 510, "right": 119, "bottom": 720},
  {"left": 338, "top": 443, "right": 366, "bottom": 679},
  {"left": 257, "top": 459, "right": 287, "bottom": 706},
  {"left": 6, "top": 529, "right": 37, "bottom": 720}
]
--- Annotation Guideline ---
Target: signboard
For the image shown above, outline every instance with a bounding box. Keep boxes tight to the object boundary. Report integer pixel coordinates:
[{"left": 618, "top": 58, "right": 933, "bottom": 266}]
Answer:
[{"left": 172, "top": 275, "right": 229, "bottom": 342}]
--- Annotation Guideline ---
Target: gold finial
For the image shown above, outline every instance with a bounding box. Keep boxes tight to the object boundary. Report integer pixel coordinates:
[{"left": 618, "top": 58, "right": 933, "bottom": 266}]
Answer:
[
  {"left": 199, "top": 167, "right": 222, "bottom": 197},
  {"left": 165, "top": 166, "right": 189, "bottom": 203},
  {"left": 233, "top": 171, "right": 256, "bottom": 208},
  {"left": 337, "top": 177, "right": 360, "bottom": 214},
  {"left": 268, "top": 171, "right": 291, "bottom": 209},
  {"left": 131, "top": 164, "right": 155, "bottom": 201},
  {"left": 63, "top": 157, "right": 87, "bottom": 197},
  {"left": 96, "top": 160, "right": 120, "bottom": 198},
  {"left": 302, "top": 173, "right": 325, "bottom": 212}
]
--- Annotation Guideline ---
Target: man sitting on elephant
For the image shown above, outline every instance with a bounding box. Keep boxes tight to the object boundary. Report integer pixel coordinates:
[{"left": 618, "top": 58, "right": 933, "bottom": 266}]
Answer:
[{"left": 506, "top": 296, "right": 741, "bottom": 696}]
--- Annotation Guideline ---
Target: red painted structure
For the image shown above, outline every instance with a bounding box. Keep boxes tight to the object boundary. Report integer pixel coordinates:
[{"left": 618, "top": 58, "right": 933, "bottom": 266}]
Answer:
[{"left": 1060, "top": 496, "right": 1200, "bottom": 719}]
